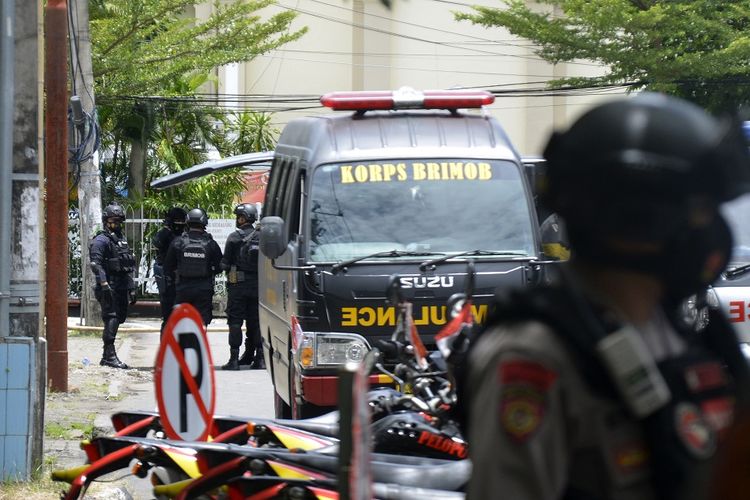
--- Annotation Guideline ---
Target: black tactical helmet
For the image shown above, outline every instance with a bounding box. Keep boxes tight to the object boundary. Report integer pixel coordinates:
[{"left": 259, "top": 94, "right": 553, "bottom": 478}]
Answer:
[
  {"left": 102, "top": 202, "right": 126, "bottom": 223},
  {"left": 165, "top": 206, "right": 187, "bottom": 224},
  {"left": 185, "top": 208, "right": 208, "bottom": 228},
  {"left": 233, "top": 203, "right": 258, "bottom": 224},
  {"left": 542, "top": 93, "right": 750, "bottom": 243}
]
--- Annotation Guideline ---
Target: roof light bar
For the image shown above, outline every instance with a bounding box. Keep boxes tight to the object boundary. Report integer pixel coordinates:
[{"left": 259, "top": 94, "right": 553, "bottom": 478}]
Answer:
[{"left": 320, "top": 87, "right": 494, "bottom": 111}]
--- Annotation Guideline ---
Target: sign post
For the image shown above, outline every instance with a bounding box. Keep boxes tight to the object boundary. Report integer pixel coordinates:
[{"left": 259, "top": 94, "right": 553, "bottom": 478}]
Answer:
[
  {"left": 154, "top": 303, "right": 216, "bottom": 441},
  {"left": 338, "top": 352, "right": 376, "bottom": 500}
]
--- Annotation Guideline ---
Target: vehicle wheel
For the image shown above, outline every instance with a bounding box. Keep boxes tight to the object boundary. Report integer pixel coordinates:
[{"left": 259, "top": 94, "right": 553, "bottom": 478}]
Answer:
[
  {"left": 296, "top": 401, "right": 328, "bottom": 419},
  {"left": 274, "top": 389, "right": 291, "bottom": 419}
]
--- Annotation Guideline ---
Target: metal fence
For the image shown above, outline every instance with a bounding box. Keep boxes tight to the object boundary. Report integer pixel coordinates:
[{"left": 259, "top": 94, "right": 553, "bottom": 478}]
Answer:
[{"left": 68, "top": 204, "right": 238, "bottom": 308}]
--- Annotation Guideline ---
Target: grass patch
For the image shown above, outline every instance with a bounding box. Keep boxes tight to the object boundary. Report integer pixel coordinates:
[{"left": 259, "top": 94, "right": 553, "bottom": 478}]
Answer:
[
  {"left": 0, "top": 464, "right": 68, "bottom": 500},
  {"left": 44, "top": 416, "right": 95, "bottom": 440},
  {"left": 82, "top": 379, "right": 110, "bottom": 397}
]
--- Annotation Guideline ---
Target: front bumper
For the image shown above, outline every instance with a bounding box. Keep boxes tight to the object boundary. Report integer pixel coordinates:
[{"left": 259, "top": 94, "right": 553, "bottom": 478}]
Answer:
[{"left": 300, "top": 373, "right": 394, "bottom": 406}]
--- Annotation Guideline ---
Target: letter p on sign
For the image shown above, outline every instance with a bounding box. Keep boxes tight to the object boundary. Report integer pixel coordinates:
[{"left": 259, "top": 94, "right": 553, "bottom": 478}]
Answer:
[{"left": 155, "top": 303, "right": 216, "bottom": 441}]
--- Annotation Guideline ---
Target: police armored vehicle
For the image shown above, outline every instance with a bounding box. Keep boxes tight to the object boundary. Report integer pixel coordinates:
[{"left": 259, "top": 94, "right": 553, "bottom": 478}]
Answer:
[{"left": 153, "top": 88, "right": 550, "bottom": 418}]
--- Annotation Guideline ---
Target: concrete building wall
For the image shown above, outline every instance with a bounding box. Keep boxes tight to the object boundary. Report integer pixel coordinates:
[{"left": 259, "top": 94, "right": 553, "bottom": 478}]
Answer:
[
  {"left": 203, "top": 0, "right": 619, "bottom": 155},
  {"left": 0, "top": 0, "right": 43, "bottom": 480}
]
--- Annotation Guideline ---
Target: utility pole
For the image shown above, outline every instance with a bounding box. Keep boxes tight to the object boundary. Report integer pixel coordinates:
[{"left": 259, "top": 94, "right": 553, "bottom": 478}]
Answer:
[
  {"left": 45, "top": 0, "right": 69, "bottom": 393},
  {"left": 69, "top": 0, "right": 102, "bottom": 327}
]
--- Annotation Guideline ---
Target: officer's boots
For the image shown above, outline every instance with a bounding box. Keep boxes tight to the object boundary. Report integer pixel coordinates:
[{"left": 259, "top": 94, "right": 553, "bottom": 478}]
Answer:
[
  {"left": 237, "top": 340, "right": 255, "bottom": 367},
  {"left": 100, "top": 318, "right": 128, "bottom": 369},
  {"left": 249, "top": 348, "right": 265, "bottom": 370},
  {"left": 222, "top": 348, "right": 240, "bottom": 371},
  {"left": 101, "top": 344, "right": 129, "bottom": 369}
]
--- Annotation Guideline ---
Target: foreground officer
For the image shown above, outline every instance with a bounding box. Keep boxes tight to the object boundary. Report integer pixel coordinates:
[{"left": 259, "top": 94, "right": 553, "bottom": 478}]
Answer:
[
  {"left": 465, "top": 93, "right": 750, "bottom": 500},
  {"left": 163, "top": 208, "right": 222, "bottom": 326},
  {"left": 220, "top": 203, "right": 263, "bottom": 370},
  {"left": 152, "top": 206, "right": 186, "bottom": 334},
  {"left": 89, "top": 202, "right": 136, "bottom": 369}
]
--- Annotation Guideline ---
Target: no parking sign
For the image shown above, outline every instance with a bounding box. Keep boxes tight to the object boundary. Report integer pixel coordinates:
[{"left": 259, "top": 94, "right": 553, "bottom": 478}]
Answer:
[{"left": 155, "top": 303, "right": 216, "bottom": 441}]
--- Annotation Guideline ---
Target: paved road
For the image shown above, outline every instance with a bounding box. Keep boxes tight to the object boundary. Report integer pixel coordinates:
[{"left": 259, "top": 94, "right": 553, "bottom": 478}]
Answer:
[
  {"left": 56, "top": 316, "right": 275, "bottom": 499},
  {"left": 117, "top": 317, "right": 275, "bottom": 423}
]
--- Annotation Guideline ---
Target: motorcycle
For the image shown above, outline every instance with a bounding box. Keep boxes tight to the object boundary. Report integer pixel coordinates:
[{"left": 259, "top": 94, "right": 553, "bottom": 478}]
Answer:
[
  {"left": 173, "top": 442, "right": 470, "bottom": 500},
  {"left": 52, "top": 270, "right": 476, "bottom": 499}
]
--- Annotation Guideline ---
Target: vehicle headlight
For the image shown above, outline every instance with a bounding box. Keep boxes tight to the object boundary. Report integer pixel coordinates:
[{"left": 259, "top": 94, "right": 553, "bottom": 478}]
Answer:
[{"left": 295, "top": 332, "right": 370, "bottom": 369}]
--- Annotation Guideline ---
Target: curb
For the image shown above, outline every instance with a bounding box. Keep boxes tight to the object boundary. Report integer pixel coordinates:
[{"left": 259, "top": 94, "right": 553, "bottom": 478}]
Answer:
[{"left": 67, "top": 325, "right": 230, "bottom": 334}]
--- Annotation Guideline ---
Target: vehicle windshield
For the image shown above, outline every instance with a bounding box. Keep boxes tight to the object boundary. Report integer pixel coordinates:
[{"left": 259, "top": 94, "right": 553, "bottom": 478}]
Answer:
[
  {"left": 723, "top": 193, "right": 750, "bottom": 267},
  {"left": 307, "top": 159, "right": 536, "bottom": 262}
]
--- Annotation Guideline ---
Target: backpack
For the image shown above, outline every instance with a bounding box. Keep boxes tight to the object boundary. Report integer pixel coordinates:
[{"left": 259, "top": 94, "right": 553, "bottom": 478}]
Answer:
[
  {"left": 236, "top": 227, "right": 259, "bottom": 271},
  {"left": 178, "top": 233, "right": 211, "bottom": 278}
]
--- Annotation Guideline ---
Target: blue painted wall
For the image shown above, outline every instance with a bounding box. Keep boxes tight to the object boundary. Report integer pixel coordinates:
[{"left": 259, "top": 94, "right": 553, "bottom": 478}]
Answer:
[{"left": 0, "top": 339, "right": 35, "bottom": 479}]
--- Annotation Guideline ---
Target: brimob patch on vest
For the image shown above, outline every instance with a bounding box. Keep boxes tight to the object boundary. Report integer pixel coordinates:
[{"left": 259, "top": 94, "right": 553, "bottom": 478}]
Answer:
[
  {"left": 498, "top": 360, "right": 557, "bottom": 442},
  {"left": 684, "top": 362, "right": 727, "bottom": 393},
  {"left": 674, "top": 402, "right": 717, "bottom": 459},
  {"left": 700, "top": 397, "right": 734, "bottom": 436}
]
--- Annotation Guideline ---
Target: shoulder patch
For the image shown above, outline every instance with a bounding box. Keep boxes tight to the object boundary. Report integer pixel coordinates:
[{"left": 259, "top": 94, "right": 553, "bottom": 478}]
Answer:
[{"left": 497, "top": 360, "right": 557, "bottom": 442}]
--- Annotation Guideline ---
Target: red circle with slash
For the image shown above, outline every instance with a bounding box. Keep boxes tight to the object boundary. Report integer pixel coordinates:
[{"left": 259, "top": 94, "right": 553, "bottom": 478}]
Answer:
[{"left": 155, "top": 303, "right": 216, "bottom": 441}]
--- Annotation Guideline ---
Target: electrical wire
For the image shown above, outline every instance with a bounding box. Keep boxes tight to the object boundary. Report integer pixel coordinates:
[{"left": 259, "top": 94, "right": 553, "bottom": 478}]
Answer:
[
  {"left": 94, "top": 77, "right": 750, "bottom": 116},
  {"left": 277, "top": 2, "right": 541, "bottom": 60},
  {"left": 277, "top": 1, "right": 600, "bottom": 68},
  {"left": 252, "top": 53, "right": 566, "bottom": 79},
  {"left": 307, "top": 0, "right": 539, "bottom": 51},
  {"left": 68, "top": 106, "right": 102, "bottom": 192}
]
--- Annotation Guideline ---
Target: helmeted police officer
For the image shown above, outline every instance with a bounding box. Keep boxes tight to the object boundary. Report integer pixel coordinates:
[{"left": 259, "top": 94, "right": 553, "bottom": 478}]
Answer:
[
  {"left": 163, "top": 208, "right": 222, "bottom": 326},
  {"left": 89, "top": 202, "right": 137, "bottom": 369},
  {"left": 464, "top": 93, "right": 750, "bottom": 500},
  {"left": 220, "top": 203, "right": 263, "bottom": 371},
  {"left": 152, "top": 206, "right": 186, "bottom": 334}
]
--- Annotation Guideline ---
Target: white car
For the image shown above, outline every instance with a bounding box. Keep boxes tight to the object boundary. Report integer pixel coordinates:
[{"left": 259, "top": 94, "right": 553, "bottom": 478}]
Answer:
[{"left": 707, "top": 193, "right": 750, "bottom": 358}]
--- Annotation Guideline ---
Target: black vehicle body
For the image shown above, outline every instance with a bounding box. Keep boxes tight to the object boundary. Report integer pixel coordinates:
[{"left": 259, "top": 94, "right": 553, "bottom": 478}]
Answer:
[
  {"left": 257, "top": 93, "right": 546, "bottom": 418},
  {"left": 150, "top": 90, "right": 548, "bottom": 419}
]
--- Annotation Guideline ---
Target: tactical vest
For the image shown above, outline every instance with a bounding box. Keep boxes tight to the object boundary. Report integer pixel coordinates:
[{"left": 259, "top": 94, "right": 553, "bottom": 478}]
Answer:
[
  {"left": 178, "top": 233, "right": 211, "bottom": 279},
  {"left": 460, "top": 284, "right": 749, "bottom": 500},
  {"left": 235, "top": 227, "right": 259, "bottom": 271},
  {"left": 97, "top": 231, "right": 135, "bottom": 274}
]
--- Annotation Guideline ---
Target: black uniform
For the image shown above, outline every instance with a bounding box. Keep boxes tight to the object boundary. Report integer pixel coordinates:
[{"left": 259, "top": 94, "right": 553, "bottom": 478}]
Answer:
[
  {"left": 152, "top": 225, "right": 179, "bottom": 331},
  {"left": 163, "top": 228, "right": 222, "bottom": 326},
  {"left": 221, "top": 223, "right": 261, "bottom": 366},
  {"left": 89, "top": 228, "right": 136, "bottom": 367}
]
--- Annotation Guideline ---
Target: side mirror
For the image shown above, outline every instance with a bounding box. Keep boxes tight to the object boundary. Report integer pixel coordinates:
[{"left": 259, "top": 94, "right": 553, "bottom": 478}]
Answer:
[
  {"left": 540, "top": 213, "right": 570, "bottom": 261},
  {"left": 259, "top": 216, "right": 287, "bottom": 259}
]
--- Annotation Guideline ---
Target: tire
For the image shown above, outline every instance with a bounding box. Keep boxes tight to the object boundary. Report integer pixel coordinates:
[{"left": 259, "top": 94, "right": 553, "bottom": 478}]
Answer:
[{"left": 274, "top": 389, "right": 291, "bottom": 419}]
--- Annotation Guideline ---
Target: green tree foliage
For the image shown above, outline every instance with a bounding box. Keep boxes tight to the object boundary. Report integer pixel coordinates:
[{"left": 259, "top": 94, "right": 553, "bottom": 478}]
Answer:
[
  {"left": 215, "top": 110, "right": 278, "bottom": 156},
  {"left": 142, "top": 109, "right": 278, "bottom": 218},
  {"left": 456, "top": 1, "right": 750, "bottom": 111},
  {"left": 89, "top": 0, "right": 306, "bottom": 211},
  {"left": 90, "top": 0, "right": 305, "bottom": 96}
]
